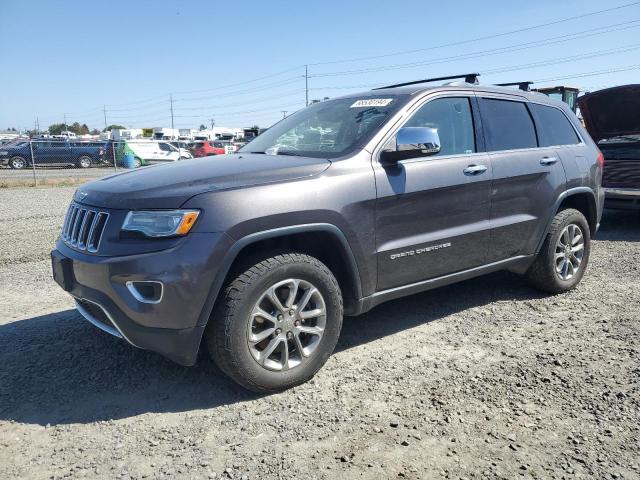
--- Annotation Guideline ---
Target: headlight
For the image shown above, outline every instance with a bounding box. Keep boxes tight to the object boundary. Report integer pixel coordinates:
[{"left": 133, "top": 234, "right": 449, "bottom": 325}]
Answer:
[{"left": 122, "top": 210, "right": 199, "bottom": 237}]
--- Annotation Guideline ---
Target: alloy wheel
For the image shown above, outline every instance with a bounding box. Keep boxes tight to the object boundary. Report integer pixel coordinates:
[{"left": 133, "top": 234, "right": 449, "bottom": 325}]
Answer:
[
  {"left": 555, "top": 223, "right": 585, "bottom": 281},
  {"left": 247, "top": 278, "right": 326, "bottom": 371}
]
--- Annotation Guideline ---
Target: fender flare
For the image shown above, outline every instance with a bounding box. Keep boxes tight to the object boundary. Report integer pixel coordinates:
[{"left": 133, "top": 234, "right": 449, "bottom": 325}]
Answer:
[
  {"left": 195, "top": 223, "right": 363, "bottom": 327},
  {"left": 535, "top": 186, "right": 597, "bottom": 253}
]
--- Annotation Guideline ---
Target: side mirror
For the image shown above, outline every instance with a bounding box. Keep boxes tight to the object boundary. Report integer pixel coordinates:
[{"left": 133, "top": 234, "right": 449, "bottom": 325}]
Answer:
[{"left": 381, "top": 127, "right": 441, "bottom": 164}]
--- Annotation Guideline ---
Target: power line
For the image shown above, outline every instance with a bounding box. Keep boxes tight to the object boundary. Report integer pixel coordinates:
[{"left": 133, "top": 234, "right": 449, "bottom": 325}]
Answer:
[
  {"left": 309, "top": 20, "right": 640, "bottom": 78},
  {"left": 309, "top": 43, "right": 640, "bottom": 91},
  {"left": 173, "top": 102, "right": 304, "bottom": 119},
  {"left": 173, "top": 77, "right": 302, "bottom": 102},
  {"left": 532, "top": 64, "right": 640, "bottom": 83},
  {"left": 482, "top": 43, "right": 640, "bottom": 74},
  {"left": 175, "top": 90, "right": 305, "bottom": 112},
  {"left": 172, "top": 65, "right": 304, "bottom": 95},
  {"left": 308, "top": 1, "right": 640, "bottom": 66}
]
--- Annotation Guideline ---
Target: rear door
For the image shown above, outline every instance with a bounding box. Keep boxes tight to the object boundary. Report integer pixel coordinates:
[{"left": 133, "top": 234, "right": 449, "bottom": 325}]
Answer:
[
  {"left": 374, "top": 94, "right": 492, "bottom": 290},
  {"left": 529, "top": 102, "right": 591, "bottom": 191},
  {"left": 478, "top": 96, "right": 567, "bottom": 262}
]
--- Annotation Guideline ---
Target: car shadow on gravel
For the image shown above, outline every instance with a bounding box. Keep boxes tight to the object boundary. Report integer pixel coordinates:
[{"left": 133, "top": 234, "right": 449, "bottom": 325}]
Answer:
[
  {"left": 0, "top": 309, "right": 255, "bottom": 426},
  {"left": 0, "top": 271, "right": 543, "bottom": 426},
  {"left": 595, "top": 209, "right": 640, "bottom": 242},
  {"left": 337, "top": 270, "right": 543, "bottom": 352}
]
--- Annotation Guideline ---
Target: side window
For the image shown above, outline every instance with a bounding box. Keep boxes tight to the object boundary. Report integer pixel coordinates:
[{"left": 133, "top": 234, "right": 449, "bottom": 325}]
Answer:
[
  {"left": 403, "top": 97, "right": 476, "bottom": 156},
  {"left": 530, "top": 104, "right": 581, "bottom": 146},
  {"left": 158, "top": 143, "right": 171, "bottom": 152},
  {"left": 480, "top": 98, "right": 538, "bottom": 151}
]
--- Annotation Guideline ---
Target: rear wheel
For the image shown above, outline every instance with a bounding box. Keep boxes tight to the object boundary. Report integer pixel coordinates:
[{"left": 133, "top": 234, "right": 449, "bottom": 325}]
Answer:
[
  {"left": 206, "top": 253, "right": 343, "bottom": 392},
  {"left": 526, "top": 208, "right": 591, "bottom": 293},
  {"left": 9, "top": 156, "right": 27, "bottom": 169},
  {"left": 77, "top": 156, "right": 92, "bottom": 168}
]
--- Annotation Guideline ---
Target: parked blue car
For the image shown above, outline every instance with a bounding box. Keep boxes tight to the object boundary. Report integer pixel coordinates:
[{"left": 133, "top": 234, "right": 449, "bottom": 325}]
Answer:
[{"left": 0, "top": 140, "right": 108, "bottom": 169}]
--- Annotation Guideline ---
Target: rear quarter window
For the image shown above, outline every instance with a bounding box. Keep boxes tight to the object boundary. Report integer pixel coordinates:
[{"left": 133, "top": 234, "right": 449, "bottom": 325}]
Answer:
[
  {"left": 530, "top": 103, "right": 581, "bottom": 146},
  {"left": 479, "top": 98, "right": 538, "bottom": 151}
]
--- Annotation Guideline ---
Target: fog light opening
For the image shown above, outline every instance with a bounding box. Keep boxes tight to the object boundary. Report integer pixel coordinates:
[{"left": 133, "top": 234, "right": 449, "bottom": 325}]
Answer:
[{"left": 126, "top": 281, "right": 163, "bottom": 304}]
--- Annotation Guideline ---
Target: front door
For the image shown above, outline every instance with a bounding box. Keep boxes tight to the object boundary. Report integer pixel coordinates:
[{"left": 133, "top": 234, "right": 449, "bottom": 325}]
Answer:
[{"left": 374, "top": 95, "right": 492, "bottom": 291}]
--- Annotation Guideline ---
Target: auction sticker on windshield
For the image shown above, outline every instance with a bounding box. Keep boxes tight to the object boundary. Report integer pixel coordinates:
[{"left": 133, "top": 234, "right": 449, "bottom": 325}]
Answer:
[{"left": 350, "top": 98, "right": 393, "bottom": 108}]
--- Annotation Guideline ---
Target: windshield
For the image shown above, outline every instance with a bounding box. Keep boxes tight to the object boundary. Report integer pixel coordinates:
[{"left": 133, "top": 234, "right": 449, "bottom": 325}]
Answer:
[{"left": 240, "top": 95, "right": 409, "bottom": 158}]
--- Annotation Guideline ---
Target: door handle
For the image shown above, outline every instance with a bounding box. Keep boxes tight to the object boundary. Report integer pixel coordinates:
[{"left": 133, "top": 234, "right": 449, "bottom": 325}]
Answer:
[
  {"left": 463, "top": 164, "right": 488, "bottom": 175},
  {"left": 540, "top": 156, "right": 558, "bottom": 165}
]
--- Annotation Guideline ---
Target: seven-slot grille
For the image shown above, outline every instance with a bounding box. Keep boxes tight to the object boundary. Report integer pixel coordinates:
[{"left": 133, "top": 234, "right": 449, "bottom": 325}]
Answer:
[{"left": 61, "top": 203, "right": 109, "bottom": 253}]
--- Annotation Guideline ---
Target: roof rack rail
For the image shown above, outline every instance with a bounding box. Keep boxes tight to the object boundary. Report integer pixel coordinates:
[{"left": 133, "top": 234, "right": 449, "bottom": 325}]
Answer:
[
  {"left": 495, "top": 81, "right": 533, "bottom": 91},
  {"left": 373, "top": 73, "right": 480, "bottom": 90}
]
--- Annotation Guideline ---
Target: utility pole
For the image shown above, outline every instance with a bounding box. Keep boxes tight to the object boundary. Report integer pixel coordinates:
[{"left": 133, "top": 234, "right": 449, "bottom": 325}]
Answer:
[
  {"left": 210, "top": 118, "right": 215, "bottom": 129},
  {"left": 170, "top": 94, "right": 175, "bottom": 134},
  {"left": 63, "top": 113, "right": 67, "bottom": 133},
  {"left": 103, "top": 105, "right": 108, "bottom": 130},
  {"left": 281, "top": 111, "right": 288, "bottom": 119},
  {"left": 304, "top": 64, "right": 309, "bottom": 107}
]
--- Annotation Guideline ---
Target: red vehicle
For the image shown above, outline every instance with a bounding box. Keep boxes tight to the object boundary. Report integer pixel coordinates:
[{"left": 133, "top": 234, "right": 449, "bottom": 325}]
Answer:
[{"left": 192, "top": 140, "right": 226, "bottom": 157}]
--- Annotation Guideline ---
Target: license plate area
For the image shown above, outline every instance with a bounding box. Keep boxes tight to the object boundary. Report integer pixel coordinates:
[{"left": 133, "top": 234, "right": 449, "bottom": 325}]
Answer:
[{"left": 51, "top": 250, "right": 74, "bottom": 292}]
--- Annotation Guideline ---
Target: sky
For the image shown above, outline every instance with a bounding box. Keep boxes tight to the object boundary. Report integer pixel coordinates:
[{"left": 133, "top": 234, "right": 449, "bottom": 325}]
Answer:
[{"left": 0, "top": 0, "right": 639, "bottom": 132}]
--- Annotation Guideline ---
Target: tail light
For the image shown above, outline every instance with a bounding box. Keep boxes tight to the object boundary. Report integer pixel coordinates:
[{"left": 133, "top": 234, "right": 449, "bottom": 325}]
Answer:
[{"left": 596, "top": 150, "right": 605, "bottom": 169}]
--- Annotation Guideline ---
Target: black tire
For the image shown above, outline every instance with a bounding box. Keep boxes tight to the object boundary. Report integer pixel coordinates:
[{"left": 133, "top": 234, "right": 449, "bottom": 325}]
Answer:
[
  {"left": 526, "top": 208, "right": 591, "bottom": 294},
  {"left": 77, "top": 156, "right": 92, "bottom": 168},
  {"left": 133, "top": 157, "right": 142, "bottom": 168},
  {"left": 9, "top": 156, "right": 27, "bottom": 169},
  {"left": 206, "top": 253, "right": 343, "bottom": 393}
]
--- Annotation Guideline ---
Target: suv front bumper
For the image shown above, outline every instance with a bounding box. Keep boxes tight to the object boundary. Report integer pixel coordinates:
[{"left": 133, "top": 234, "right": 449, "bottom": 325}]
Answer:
[
  {"left": 52, "top": 232, "right": 234, "bottom": 365},
  {"left": 604, "top": 187, "right": 640, "bottom": 209}
]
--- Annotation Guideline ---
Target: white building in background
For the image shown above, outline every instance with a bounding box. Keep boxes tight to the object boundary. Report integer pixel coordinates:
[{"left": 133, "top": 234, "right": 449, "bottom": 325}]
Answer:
[
  {"left": 109, "top": 128, "right": 144, "bottom": 141},
  {"left": 193, "top": 127, "right": 244, "bottom": 141},
  {"left": 0, "top": 130, "right": 21, "bottom": 141}
]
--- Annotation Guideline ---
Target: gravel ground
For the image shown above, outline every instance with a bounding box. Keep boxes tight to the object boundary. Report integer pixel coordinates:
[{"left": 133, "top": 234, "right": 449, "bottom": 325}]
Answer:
[{"left": 0, "top": 186, "right": 638, "bottom": 480}]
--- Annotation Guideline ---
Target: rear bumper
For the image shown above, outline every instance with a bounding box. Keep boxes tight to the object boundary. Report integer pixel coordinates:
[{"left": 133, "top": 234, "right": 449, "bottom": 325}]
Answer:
[
  {"left": 604, "top": 187, "right": 640, "bottom": 209},
  {"left": 53, "top": 231, "right": 234, "bottom": 365}
]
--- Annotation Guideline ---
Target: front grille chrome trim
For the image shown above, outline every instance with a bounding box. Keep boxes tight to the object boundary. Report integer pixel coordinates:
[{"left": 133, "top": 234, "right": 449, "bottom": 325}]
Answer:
[{"left": 61, "top": 203, "right": 109, "bottom": 254}]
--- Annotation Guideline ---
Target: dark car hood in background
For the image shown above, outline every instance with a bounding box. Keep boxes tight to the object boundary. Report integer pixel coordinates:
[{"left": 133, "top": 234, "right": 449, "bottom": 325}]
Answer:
[
  {"left": 75, "top": 154, "right": 330, "bottom": 209},
  {"left": 577, "top": 84, "right": 640, "bottom": 142}
]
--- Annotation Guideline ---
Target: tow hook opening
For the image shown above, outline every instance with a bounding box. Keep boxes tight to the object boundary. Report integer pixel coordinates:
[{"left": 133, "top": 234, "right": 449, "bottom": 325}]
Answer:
[{"left": 126, "top": 281, "right": 163, "bottom": 304}]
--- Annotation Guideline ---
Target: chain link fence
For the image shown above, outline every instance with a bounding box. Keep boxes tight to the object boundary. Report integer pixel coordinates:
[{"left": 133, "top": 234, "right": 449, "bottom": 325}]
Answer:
[{"left": 0, "top": 139, "right": 198, "bottom": 187}]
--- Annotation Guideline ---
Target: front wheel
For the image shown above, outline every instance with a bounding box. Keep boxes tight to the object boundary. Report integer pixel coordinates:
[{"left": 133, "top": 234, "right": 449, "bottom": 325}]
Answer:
[
  {"left": 526, "top": 208, "right": 591, "bottom": 293},
  {"left": 9, "top": 156, "right": 27, "bottom": 169},
  {"left": 206, "top": 253, "right": 343, "bottom": 393}
]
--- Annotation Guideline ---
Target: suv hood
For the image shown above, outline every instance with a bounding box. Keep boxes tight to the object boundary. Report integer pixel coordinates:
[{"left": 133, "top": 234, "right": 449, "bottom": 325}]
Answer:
[
  {"left": 577, "top": 84, "right": 640, "bottom": 142},
  {"left": 75, "top": 154, "right": 330, "bottom": 209}
]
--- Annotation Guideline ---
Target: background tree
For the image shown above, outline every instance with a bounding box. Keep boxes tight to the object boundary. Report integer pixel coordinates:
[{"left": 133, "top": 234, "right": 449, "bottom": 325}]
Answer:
[
  {"left": 199, "top": 124, "right": 206, "bottom": 131},
  {"left": 48, "top": 123, "right": 66, "bottom": 135},
  {"left": 103, "top": 124, "right": 126, "bottom": 132}
]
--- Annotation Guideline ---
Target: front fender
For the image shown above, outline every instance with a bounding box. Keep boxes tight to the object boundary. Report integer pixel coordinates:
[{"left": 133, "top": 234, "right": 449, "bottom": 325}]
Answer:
[{"left": 194, "top": 223, "right": 364, "bottom": 328}]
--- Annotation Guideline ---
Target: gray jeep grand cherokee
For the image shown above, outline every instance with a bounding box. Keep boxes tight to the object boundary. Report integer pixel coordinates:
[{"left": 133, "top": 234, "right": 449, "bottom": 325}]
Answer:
[{"left": 51, "top": 75, "right": 603, "bottom": 392}]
